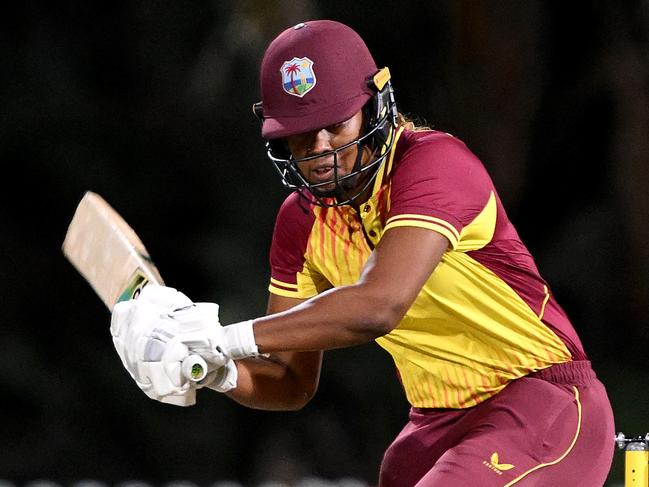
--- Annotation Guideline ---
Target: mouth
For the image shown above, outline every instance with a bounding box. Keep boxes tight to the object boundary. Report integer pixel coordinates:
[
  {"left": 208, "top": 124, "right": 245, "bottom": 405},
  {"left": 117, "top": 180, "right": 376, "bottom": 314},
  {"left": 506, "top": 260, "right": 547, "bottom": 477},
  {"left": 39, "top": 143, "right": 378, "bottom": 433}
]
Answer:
[{"left": 310, "top": 164, "right": 337, "bottom": 183}]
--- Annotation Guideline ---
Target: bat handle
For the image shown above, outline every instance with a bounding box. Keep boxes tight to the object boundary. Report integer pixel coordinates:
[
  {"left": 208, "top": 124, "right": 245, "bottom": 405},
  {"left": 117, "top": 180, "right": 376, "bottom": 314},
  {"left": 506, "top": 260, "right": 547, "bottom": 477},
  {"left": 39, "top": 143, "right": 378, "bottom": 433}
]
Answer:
[{"left": 181, "top": 354, "right": 208, "bottom": 382}]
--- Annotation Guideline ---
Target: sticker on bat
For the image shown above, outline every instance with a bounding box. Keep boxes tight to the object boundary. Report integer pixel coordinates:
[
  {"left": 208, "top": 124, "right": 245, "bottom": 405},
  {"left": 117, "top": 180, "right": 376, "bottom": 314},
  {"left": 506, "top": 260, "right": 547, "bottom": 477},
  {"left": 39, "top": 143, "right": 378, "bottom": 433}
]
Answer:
[{"left": 117, "top": 269, "right": 149, "bottom": 303}]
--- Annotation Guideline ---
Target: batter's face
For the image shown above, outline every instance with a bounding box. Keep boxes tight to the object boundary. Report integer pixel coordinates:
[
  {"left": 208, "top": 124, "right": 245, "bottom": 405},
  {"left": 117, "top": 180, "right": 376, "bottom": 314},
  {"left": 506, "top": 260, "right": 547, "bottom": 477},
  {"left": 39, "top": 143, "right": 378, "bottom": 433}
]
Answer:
[{"left": 285, "top": 110, "right": 373, "bottom": 196}]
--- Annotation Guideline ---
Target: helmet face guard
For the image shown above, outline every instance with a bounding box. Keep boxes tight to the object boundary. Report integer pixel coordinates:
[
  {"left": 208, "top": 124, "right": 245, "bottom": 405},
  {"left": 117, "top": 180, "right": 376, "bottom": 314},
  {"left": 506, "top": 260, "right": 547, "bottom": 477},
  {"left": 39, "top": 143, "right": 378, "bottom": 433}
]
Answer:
[{"left": 259, "top": 69, "right": 398, "bottom": 207}]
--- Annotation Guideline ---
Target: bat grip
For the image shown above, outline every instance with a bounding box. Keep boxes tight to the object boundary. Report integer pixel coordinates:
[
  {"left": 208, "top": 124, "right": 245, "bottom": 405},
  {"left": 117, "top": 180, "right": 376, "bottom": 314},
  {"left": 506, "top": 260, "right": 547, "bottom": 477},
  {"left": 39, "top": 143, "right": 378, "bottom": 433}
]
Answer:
[{"left": 181, "top": 354, "right": 208, "bottom": 382}]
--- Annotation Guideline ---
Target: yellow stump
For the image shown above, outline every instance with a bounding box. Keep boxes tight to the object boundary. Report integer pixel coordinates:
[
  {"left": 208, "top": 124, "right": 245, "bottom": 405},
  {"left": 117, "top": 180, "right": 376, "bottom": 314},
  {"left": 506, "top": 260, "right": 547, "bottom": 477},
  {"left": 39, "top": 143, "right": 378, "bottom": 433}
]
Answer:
[{"left": 626, "top": 447, "right": 649, "bottom": 487}]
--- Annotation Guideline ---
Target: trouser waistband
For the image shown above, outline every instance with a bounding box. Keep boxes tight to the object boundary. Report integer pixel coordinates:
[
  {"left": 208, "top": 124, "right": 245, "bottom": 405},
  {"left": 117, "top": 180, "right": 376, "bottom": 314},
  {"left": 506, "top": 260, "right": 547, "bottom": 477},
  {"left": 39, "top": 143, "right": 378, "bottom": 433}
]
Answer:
[{"left": 529, "top": 360, "right": 597, "bottom": 385}]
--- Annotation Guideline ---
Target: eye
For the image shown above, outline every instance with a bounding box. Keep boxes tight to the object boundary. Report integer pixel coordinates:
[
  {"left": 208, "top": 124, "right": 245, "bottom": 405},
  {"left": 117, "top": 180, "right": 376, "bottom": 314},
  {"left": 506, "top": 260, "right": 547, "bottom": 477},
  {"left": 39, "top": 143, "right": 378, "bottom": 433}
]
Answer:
[{"left": 327, "top": 119, "right": 349, "bottom": 133}]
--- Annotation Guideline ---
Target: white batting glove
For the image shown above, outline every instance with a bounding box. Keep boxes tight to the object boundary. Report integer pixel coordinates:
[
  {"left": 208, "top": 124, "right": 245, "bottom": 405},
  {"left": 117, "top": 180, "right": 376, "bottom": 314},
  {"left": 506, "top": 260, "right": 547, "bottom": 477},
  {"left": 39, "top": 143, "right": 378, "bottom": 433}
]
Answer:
[
  {"left": 136, "top": 285, "right": 263, "bottom": 362},
  {"left": 162, "top": 303, "right": 238, "bottom": 393},
  {"left": 111, "top": 286, "right": 195, "bottom": 405},
  {"left": 111, "top": 285, "right": 191, "bottom": 378},
  {"left": 110, "top": 285, "right": 238, "bottom": 406}
]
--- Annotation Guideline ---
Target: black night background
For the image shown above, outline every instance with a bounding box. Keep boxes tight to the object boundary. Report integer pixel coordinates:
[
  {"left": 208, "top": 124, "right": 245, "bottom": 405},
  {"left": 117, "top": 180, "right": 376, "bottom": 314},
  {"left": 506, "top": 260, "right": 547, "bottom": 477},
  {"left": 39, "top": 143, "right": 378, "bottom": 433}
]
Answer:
[{"left": 2, "top": 2, "right": 648, "bottom": 486}]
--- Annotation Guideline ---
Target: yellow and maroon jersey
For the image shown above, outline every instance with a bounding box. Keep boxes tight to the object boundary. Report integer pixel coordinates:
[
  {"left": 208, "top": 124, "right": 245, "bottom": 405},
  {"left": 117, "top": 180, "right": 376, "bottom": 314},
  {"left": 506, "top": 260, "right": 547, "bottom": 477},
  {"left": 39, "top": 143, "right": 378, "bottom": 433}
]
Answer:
[{"left": 268, "top": 127, "right": 587, "bottom": 409}]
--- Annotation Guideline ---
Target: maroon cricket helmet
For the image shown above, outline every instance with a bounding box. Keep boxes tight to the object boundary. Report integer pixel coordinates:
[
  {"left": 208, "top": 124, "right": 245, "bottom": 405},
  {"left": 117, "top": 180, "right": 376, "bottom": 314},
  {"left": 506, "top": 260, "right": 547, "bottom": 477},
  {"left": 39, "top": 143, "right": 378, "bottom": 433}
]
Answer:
[{"left": 258, "top": 20, "right": 378, "bottom": 139}]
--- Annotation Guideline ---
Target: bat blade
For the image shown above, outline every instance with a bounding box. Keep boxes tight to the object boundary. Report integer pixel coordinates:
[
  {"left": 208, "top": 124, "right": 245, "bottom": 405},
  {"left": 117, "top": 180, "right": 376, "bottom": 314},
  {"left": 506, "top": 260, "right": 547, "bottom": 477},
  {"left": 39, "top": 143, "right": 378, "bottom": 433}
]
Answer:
[
  {"left": 62, "top": 191, "right": 208, "bottom": 383},
  {"left": 62, "top": 191, "right": 163, "bottom": 311}
]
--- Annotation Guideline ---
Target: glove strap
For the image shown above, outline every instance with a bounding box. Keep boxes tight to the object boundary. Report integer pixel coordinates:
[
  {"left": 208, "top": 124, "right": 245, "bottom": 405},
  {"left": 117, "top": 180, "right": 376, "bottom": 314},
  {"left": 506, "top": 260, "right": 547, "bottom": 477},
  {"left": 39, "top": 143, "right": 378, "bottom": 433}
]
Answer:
[{"left": 223, "top": 320, "right": 259, "bottom": 359}]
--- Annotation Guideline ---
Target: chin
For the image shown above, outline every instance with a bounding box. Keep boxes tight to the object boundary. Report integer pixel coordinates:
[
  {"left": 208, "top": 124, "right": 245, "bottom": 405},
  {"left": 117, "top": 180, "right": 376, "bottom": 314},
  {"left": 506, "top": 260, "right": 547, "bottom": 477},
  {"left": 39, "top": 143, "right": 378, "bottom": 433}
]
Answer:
[{"left": 311, "top": 185, "right": 338, "bottom": 197}]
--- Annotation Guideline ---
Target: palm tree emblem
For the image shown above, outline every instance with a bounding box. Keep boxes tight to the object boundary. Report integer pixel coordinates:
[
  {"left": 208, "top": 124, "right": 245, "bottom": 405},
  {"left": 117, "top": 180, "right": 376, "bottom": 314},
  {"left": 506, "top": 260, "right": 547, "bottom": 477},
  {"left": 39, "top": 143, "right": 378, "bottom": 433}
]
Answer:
[
  {"left": 280, "top": 57, "right": 316, "bottom": 97},
  {"left": 284, "top": 62, "right": 301, "bottom": 95}
]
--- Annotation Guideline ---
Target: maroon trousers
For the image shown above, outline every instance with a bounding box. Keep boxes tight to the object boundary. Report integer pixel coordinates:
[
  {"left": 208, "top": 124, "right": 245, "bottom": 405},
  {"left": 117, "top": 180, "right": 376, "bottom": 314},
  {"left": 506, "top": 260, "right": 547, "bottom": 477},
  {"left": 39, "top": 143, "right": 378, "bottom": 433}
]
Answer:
[{"left": 379, "top": 361, "right": 615, "bottom": 486}]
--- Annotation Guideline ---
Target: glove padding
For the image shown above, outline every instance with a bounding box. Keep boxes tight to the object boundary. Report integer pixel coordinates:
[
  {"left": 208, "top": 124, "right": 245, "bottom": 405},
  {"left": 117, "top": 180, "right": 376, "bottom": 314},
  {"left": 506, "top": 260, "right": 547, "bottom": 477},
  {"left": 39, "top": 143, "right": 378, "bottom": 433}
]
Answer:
[{"left": 110, "top": 285, "right": 237, "bottom": 406}]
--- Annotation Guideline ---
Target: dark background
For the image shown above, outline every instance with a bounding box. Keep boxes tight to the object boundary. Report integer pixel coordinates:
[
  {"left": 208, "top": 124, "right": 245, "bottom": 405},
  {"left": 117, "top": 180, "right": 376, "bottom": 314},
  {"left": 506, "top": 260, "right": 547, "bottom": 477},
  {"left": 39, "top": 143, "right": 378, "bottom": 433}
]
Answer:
[{"left": 2, "top": 1, "right": 648, "bottom": 485}]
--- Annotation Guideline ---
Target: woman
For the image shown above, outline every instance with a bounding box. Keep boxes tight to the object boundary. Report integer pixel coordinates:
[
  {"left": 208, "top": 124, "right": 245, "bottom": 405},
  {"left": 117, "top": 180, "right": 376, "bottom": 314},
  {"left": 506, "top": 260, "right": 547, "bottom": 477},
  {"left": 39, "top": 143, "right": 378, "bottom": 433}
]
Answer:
[{"left": 112, "top": 19, "right": 615, "bottom": 486}]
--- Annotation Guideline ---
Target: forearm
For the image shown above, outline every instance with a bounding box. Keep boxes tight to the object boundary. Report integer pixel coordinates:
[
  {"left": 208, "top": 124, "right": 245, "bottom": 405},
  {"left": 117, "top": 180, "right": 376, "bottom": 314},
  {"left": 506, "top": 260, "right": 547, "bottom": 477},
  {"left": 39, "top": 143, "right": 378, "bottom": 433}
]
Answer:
[
  {"left": 224, "top": 352, "right": 322, "bottom": 411},
  {"left": 253, "top": 282, "right": 402, "bottom": 354}
]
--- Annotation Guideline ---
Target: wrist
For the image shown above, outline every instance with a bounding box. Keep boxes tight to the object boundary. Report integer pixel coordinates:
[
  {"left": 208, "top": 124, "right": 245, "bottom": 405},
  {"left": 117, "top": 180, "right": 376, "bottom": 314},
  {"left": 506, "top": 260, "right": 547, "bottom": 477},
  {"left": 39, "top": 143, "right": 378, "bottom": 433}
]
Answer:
[
  {"left": 222, "top": 320, "right": 259, "bottom": 359},
  {"left": 205, "top": 360, "right": 238, "bottom": 393}
]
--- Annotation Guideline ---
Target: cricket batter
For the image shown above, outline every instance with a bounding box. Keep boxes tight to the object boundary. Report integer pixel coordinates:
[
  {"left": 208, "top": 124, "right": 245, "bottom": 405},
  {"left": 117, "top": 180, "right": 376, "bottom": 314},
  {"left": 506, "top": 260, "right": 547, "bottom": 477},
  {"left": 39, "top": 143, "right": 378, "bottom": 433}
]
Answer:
[{"left": 111, "top": 20, "right": 615, "bottom": 486}]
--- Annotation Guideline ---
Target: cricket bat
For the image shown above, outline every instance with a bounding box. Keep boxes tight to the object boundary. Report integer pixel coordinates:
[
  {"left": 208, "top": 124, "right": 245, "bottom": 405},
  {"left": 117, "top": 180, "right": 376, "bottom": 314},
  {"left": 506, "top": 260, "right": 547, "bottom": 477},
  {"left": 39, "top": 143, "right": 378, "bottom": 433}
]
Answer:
[{"left": 62, "top": 191, "right": 207, "bottom": 381}]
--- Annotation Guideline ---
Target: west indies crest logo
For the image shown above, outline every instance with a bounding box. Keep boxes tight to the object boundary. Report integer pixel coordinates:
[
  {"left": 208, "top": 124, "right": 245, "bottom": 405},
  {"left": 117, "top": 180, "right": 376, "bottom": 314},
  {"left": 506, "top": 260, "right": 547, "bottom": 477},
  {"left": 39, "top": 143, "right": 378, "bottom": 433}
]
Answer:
[{"left": 280, "top": 57, "right": 316, "bottom": 97}]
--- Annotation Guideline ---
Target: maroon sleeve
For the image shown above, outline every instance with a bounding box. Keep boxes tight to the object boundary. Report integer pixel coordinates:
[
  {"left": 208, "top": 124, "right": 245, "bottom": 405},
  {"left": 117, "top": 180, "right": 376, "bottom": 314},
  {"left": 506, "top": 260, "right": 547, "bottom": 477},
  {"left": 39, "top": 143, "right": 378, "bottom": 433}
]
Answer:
[
  {"left": 388, "top": 131, "right": 496, "bottom": 234},
  {"left": 269, "top": 191, "right": 316, "bottom": 286}
]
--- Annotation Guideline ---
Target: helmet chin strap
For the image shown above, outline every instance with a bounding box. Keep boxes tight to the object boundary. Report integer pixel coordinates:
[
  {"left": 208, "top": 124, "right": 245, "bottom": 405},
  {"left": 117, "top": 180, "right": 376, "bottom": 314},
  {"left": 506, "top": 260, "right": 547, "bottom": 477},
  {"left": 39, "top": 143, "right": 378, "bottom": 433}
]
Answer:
[{"left": 341, "top": 142, "right": 366, "bottom": 191}]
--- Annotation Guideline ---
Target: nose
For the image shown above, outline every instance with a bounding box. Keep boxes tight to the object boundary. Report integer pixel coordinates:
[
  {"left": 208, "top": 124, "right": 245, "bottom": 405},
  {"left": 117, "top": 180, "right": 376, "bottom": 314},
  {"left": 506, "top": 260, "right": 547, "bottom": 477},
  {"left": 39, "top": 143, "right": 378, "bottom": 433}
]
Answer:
[{"left": 306, "top": 129, "right": 333, "bottom": 156}]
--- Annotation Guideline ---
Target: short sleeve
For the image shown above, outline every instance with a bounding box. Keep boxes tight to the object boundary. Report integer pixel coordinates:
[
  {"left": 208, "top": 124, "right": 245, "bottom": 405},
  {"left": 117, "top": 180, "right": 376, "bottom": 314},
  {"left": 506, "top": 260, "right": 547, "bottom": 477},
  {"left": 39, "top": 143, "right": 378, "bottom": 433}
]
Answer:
[
  {"left": 385, "top": 132, "right": 495, "bottom": 249},
  {"left": 268, "top": 192, "right": 327, "bottom": 298}
]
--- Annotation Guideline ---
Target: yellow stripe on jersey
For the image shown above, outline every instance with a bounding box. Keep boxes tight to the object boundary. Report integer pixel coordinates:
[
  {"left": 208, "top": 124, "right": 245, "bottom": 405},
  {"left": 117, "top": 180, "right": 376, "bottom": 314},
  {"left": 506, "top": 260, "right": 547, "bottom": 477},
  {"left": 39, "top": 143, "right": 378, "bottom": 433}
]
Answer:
[
  {"left": 385, "top": 214, "right": 461, "bottom": 248},
  {"left": 539, "top": 285, "right": 550, "bottom": 319},
  {"left": 269, "top": 277, "right": 297, "bottom": 291},
  {"left": 269, "top": 277, "right": 299, "bottom": 298},
  {"left": 268, "top": 275, "right": 321, "bottom": 299}
]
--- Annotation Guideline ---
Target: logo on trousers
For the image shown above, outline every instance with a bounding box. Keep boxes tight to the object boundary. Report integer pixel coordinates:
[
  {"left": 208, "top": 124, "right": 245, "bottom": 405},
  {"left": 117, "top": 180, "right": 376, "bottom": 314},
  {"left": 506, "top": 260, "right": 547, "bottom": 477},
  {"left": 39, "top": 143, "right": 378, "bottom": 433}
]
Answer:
[{"left": 483, "top": 452, "right": 515, "bottom": 475}]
